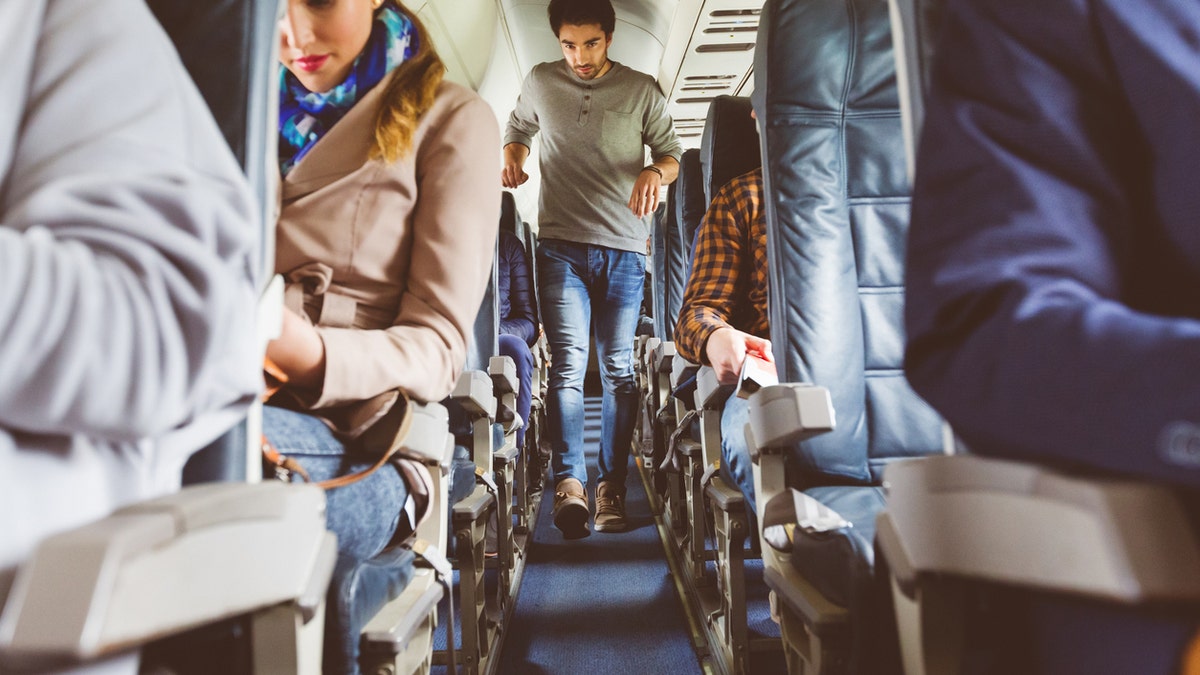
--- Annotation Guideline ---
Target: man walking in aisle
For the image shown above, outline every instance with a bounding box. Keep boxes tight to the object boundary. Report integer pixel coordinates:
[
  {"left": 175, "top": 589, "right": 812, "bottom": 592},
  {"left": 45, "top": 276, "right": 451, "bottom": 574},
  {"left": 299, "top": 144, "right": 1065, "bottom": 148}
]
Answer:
[{"left": 502, "top": 0, "right": 681, "bottom": 538}]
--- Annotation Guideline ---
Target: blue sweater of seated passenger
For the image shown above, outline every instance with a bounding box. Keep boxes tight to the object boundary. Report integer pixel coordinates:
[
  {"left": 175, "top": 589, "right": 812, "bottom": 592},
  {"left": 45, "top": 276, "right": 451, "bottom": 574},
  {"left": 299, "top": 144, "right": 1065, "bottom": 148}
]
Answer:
[{"left": 498, "top": 229, "right": 537, "bottom": 347}]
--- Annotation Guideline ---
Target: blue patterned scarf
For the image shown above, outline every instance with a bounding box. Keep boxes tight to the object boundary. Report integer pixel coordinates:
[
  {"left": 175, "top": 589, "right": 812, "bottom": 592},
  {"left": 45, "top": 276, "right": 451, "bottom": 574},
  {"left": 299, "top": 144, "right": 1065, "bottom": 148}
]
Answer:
[{"left": 279, "top": 3, "right": 417, "bottom": 176}]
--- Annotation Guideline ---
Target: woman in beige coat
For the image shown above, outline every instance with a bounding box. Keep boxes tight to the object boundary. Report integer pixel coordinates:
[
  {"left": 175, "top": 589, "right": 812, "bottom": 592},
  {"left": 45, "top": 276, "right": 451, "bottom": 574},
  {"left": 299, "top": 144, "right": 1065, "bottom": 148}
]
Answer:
[{"left": 265, "top": 1, "right": 499, "bottom": 671}]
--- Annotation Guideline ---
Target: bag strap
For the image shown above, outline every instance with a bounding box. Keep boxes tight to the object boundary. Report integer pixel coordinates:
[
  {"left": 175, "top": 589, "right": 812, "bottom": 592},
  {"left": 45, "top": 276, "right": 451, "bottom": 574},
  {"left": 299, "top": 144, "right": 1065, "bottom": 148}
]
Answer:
[
  {"left": 313, "top": 390, "right": 414, "bottom": 490},
  {"left": 261, "top": 353, "right": 416, "bottom": 492},
  {"left": 409, "top": 539, "right": 457, "bottom": 674}
]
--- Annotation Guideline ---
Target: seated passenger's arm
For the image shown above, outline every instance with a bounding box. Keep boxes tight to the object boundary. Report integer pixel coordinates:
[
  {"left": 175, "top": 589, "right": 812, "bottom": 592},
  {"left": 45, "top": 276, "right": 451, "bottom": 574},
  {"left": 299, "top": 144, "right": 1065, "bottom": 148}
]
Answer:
[
  {"left": 0, "top": 0, "right": 259, "bottom": 442},
  {"left": 313, "top": 94, "right": 502, "bottom": 404},
  {"left": 905, "top": 0, "right": 1200, "bottom": 486},
  {"left": 675, "top": 181, "right": 761, "bottom": 384},
  {"left": 499, "top": 233, "right": 537, "bottom": 346},
  {"left": 267, "top": 307, "right": 326, "bottom": 389}
]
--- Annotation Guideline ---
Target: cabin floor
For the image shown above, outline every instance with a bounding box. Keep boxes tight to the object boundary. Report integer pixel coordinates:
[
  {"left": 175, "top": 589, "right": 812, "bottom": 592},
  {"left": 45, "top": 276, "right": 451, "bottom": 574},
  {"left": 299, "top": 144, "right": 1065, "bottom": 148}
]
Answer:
[{"left": 495, "top": 395, "right": 705, "bottom": 674}]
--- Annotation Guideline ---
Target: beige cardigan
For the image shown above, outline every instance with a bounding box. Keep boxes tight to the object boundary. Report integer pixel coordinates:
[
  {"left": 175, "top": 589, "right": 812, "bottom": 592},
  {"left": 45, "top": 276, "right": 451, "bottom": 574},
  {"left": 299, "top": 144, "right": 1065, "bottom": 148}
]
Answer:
[{"left": 276, "top": 75, "right": 500, "bottom": 431}]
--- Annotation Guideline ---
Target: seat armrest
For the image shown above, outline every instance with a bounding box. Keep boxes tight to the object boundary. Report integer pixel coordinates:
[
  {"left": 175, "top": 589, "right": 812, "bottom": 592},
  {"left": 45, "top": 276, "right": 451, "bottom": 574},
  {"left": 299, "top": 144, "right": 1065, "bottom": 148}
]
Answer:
[
  {"left": 881, "top": 455, "right": 1200, "bottom": 603},
  {"left": 641, "top": 336, "right": 661, "bottom": 362},
  {"left": 401, "top": 402, "right": 452, "bottom": 472},
  {"left": 670, "top": 356, "right": 699, "bottom": 390},
  {"left": 653, "top": 341, "right": 676, "bottom": 374},
  {"left": 746, "top": 384, "right": 836, "bottom": 459},
  {"left": 0, "top": 482, "right": 335, "bottom": 670},
  {"left": 451, "top": 370, "right": 497, "bottom": 419},
  {"left": 488, "top": 356, "right": 518, "bottom": 396},
  {"left": 747, "top": 384, "right": 835, "bottom": 558},
  {"left": 452, "top": 484, "right": 495, "bottom": 523},
  {"left": 696, "top": 366, "right": 733, "bottom": 409}
]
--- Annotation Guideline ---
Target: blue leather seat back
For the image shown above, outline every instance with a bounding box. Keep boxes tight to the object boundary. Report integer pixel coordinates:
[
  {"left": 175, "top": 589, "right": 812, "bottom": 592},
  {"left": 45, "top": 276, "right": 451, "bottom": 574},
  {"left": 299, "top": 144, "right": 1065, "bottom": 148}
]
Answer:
[
  {"left": 662, "top": 148, "right": 705, "bottom": 339},
  {"left": 651, "top": 202, "right": 673, "bottom": 341},
  {"left": 700, "top": 95, "right": 761, "bottom": 206},
  {"left": 754, "top": 0, "right": 942, "bottom": 484},
  {"left": 500, "top": 191, "right": 525, "bottom": 242},
  {"left": 466, "top": 236, "right": 501, "bottom": 373},
  {"left": 149, "top": 0, "right": 278, "bottom": 485},
  {"left": 147, "top": 0, "right": 278, "bottom": 285},
  {"left": 674, "top": 149, "right": 706, "bottom": 257},
  {"left": 661, "top": 149, "right": 704, "bottom": 339},
  {"left": 522, "top": 223, "right": 541, "bottom": 328}
]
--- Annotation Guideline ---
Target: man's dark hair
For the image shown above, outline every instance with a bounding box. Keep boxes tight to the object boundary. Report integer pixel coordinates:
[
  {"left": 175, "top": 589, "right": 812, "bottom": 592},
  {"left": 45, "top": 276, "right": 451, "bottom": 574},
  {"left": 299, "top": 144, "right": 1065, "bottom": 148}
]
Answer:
[{"left": 547, "top": 0, "right": 616, "bottom": 37}]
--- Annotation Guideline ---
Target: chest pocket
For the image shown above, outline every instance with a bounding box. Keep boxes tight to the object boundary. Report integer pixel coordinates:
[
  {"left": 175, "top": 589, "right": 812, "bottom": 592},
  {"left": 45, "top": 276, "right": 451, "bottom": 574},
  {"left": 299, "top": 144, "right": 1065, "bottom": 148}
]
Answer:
[{"left": 602, "top": 110, "right": 638, "bottom": 145}]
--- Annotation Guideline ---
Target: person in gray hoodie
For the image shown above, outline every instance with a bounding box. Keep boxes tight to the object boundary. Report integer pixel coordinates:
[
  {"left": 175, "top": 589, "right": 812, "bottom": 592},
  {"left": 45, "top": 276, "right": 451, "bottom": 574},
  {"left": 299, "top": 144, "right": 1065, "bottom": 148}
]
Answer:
[{"left": 0, "top": 4, "right": 261, "bottom": 671}]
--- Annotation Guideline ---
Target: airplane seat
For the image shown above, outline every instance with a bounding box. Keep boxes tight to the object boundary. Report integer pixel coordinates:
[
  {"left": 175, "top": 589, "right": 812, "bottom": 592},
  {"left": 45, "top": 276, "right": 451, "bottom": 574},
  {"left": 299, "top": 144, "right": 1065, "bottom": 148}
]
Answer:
[
  {"left": 2, "top": 3, "right": 331, "bottom": 673},
  {"left": 147, "top": 4, "right": 456, "bottom": 674},
  {"left": 442, "top": 241, "right": 517, "bottom": 673},
  {"left": 639, "top": 203, "right": 670, "bottom": 496},
  {"left": 746, "top": 0, "right": 944, "bottom": 671},
  {"left": 498, "top": 190, "right": 545, "bottom": 533},
  {"left": 690, "top": 94, "right": 771, "bottom": 675},
  {"left": 646, "top": 149, "right": 707, "bottom": 541},
  {"left": 699, "top": 95, "right": 761, "bottom": 206},
  {"left": 655, "top": 147, "right": 704, "bottom": 344},
  {"left": 650, "top": 203, "right": 673, "bottom": 343},
  {"left": 877, "top": 1, "right": 1200, "bottom": 673},
  {"left": 149, "top": 0, "right": 278, "bottom": 486}
]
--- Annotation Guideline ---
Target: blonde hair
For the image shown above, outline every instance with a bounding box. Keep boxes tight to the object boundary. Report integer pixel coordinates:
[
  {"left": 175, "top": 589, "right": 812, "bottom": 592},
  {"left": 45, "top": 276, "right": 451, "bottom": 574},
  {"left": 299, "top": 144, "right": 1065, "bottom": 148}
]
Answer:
[{"left": 372, "top": 6, "right": 445, "bottom": 163}]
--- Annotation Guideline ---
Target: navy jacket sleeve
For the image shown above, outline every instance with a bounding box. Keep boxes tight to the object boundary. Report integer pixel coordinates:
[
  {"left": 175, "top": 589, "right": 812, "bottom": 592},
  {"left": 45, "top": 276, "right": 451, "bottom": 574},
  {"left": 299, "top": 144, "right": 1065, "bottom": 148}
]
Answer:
[
  {"left": 904, "top": 0, "right": 1200, "bottom": 487},
  {"left": 498, "top": 230, "right": 537, "bottom": 346}
]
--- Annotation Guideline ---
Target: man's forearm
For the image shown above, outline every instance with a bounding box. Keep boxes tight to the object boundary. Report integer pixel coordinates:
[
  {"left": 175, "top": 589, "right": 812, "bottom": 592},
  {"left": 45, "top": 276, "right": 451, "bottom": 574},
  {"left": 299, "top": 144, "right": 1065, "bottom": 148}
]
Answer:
[
  {"left": 650, "top": 156, "right": 680, "bottom": 185},
  {"left": 504, "top": 142, "right": 530, "bottom": 167}
]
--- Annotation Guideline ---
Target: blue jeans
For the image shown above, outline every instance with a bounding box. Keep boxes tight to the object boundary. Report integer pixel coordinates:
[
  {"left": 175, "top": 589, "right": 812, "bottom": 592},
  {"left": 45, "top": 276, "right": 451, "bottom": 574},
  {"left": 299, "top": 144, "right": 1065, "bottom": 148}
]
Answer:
[
  {"left": 499, "top": 333, "right": 534, "bottom": 449},
  {"left": 537, "top": 239, "right": 644, "bottom": 492},
  {"left": 263, "top": 406, "right": 411, "bottom": 675},
  {"left": 720, "top": 394, "right": 758, "bottom": 522},
  {"left": 263, "top": 406, "right": 410, "bottom": 560}
]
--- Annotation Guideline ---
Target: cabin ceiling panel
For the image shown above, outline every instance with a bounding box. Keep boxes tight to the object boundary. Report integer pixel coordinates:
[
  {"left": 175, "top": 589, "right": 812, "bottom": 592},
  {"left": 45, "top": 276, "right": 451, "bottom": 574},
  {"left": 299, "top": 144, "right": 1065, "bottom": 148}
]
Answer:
[
  {"left": 416, "top": 0, "right": 498, "bottom": 89},
  {"left": 661, "top": 0, "right": 760, "bottom": 148}
]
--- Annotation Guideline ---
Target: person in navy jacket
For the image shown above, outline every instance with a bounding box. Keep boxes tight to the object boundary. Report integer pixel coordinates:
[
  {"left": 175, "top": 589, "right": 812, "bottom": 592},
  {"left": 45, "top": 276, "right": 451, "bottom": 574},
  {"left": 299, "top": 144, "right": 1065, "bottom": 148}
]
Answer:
[
  {"left": 498, "top": 227, "right": 538, "bottom": 450},
  {"left": 905, "top": 1, "right": 1200, "bottom": 671}
]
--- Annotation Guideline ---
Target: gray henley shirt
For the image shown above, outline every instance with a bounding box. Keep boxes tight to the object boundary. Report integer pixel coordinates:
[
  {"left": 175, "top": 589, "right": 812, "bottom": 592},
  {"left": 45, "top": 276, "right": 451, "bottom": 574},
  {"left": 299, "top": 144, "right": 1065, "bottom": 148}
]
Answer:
[{"left": 504, "top": 60, "right": 683, "bottom": 253}]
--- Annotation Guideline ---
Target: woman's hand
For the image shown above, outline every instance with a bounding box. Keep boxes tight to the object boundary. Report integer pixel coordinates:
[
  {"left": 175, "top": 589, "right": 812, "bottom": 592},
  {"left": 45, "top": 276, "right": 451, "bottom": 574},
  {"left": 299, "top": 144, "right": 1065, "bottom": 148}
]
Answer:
[
  {"left": 704, "top": 327, "right": 774, "bottom": 385},
  {"left": 266, "top": 307, "right": 327, "bottom": 389}
]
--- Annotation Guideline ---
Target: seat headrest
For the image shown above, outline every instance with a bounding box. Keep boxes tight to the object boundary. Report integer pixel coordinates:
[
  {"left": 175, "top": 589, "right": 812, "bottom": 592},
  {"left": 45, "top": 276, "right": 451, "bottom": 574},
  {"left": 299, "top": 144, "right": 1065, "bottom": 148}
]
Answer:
[
  {"left": 671, "top": 149, "right": 707, "bottom": 254},
  {"left": 146, "top": 1, "right": 279, "bottom": 170},
  {"left": 500, "top": 191, "right": 525, "bottom": 242},
  {"left": 700, "top": 96, "right": 761, "bottom": 206}
]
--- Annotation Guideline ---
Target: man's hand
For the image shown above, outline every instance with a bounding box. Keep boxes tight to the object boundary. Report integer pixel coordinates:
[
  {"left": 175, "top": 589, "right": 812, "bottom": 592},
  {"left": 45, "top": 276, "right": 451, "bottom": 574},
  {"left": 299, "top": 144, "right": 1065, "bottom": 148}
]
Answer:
[
  {"left": 502, "top": 143, "right": 530, "bottom": 188},
  {"left": 704, "top": 327, "right": 774, "bottom": 385},
  {"left": 266, "top": 307, "right": 326, "bottom": 389},
  {"left": 628, "top": 167, "right": 662, "bottom": 218}
]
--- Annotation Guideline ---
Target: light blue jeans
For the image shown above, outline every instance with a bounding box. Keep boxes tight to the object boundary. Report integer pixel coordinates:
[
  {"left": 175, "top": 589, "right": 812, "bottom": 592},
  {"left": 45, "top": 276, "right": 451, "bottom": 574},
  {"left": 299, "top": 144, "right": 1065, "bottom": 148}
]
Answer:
[
  {"left": 262, "top": 405, "right": 409, "bottom": 560},
  {"left": 537, "top": 239, "right": 645, "bottom": 493},
  {"left": 720, "top": 394, "right": 757, "bottom": 522},
  {"left": 262, "top": 405, "right": 411, "bottom": 675}
]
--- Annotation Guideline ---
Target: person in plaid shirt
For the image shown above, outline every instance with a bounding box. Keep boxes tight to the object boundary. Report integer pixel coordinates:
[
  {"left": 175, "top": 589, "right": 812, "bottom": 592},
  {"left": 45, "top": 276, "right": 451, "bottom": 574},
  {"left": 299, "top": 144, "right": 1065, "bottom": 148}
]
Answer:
[{"left": 675, "top": 164, "right": 772, "bottom": 518}]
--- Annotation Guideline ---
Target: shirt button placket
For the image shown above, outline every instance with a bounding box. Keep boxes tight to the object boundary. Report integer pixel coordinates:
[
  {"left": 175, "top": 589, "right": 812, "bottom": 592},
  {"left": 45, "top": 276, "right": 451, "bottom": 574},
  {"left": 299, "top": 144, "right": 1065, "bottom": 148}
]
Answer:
[{"left": 579, "top": 85, "right": 591, "bottom": 125}]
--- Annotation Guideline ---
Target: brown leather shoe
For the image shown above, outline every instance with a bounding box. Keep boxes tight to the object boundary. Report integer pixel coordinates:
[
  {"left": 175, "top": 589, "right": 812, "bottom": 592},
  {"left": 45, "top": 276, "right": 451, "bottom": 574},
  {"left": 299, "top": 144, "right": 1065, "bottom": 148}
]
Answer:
[
  {"left": 594, "top": 481, "right": 627, "bottom": 533},
  {"left": 553, "top": 478, "right": 589, "bottom": 539}
]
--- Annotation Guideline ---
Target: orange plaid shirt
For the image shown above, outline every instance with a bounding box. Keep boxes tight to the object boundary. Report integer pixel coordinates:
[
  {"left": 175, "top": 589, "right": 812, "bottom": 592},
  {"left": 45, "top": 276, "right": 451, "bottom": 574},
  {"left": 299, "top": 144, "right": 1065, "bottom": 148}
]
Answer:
[{"left": 674, "top": 167, "right": 769, "bottom": 364}]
